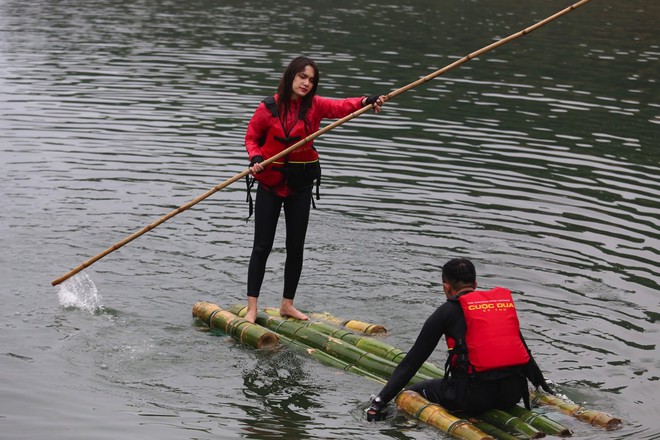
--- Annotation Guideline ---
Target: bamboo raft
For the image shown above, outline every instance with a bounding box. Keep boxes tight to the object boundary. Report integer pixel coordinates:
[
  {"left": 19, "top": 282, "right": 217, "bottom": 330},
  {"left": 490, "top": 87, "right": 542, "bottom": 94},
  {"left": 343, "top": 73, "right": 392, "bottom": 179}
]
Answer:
[{"left": 192, "top": 301, "right": 622, "bottom": 439}]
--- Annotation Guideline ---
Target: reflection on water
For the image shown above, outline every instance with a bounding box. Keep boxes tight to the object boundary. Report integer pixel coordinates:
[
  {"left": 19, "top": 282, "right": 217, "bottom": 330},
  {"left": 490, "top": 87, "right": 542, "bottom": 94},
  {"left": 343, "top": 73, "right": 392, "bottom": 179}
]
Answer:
[
  {"left": 1, "top": 0, "right": 658, "bottom": 439},
  {"left": 241, "top": 350, "right": 319, "bottom": 439}
]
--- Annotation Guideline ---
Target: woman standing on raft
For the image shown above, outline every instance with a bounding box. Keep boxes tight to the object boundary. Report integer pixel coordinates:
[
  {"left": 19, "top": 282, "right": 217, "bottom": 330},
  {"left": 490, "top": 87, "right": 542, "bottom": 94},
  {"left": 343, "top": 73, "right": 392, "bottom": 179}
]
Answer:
[{"left": 244, "top": 56, "right": 386, "bottom": 323}]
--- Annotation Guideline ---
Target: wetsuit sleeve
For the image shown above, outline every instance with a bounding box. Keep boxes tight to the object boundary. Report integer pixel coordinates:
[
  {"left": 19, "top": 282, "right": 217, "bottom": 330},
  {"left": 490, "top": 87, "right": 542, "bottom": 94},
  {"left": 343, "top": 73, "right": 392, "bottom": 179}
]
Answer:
[
  {"left": 245, "top": 103, "right": 271, "bottom": 160},
  {"left": 313, "top": 95, "right": 364, "bottom": 119},
  {"left": 375, "top": 306, "right": 449, "bottom": 405},
  {"left": 520, "top": 333, "right": 552, "bottom": 393}
]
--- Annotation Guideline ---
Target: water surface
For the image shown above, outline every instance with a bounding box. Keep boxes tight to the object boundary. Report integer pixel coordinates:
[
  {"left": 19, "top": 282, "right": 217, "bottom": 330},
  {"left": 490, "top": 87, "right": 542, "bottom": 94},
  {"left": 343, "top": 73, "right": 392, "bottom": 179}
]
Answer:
[{"left": 1, "top": 0, "right": 658, "bottom": 439}]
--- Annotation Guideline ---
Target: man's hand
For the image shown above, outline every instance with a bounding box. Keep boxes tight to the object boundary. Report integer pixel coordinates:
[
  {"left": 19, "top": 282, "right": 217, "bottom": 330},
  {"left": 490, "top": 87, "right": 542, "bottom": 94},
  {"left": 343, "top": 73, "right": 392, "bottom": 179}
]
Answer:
[
  {"left": 539, "top": 377, "right": 555, "bottom": 395},
  {"left": 366, "top": 396, "right": 385, "bottom": 422}
]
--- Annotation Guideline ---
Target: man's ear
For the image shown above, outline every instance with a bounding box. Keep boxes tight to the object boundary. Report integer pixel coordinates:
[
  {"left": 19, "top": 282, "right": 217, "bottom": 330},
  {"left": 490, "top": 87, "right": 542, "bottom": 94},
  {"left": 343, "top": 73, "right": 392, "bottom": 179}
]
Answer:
[{"left": 442, "top": 281, "right": 451, "bottom": 297}]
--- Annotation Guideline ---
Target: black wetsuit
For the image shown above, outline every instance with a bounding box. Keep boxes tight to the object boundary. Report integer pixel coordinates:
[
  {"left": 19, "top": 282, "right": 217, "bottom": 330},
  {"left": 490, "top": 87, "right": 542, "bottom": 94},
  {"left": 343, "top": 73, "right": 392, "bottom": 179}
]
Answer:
[{"left": 376, "top": 296, "right": 541, "bottom": 414}]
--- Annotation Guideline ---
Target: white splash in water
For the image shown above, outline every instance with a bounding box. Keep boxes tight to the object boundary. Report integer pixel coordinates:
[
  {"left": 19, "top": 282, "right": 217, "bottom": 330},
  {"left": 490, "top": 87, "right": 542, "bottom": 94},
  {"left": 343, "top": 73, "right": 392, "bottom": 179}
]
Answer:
[{"left": 57, "top": 272, "right": 103, "bottom": 312}]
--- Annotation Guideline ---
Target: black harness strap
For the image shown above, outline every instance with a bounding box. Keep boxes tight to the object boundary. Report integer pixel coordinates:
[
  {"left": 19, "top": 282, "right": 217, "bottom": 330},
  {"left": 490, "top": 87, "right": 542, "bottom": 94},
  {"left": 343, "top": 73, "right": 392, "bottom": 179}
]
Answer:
[
  {"left": 245, "top": 174, "right": 256, "bottom": 221},
  {"left": 263, "top": 96, "right": 278, "bottom": 117}
]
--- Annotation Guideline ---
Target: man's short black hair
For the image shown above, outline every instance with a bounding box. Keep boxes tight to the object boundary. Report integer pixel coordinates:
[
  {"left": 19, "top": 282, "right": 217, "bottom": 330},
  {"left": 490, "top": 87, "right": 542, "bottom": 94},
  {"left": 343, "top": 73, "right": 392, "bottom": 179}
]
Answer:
[{"left": 442, "top": 258, "right": 476, "bottom": 287}]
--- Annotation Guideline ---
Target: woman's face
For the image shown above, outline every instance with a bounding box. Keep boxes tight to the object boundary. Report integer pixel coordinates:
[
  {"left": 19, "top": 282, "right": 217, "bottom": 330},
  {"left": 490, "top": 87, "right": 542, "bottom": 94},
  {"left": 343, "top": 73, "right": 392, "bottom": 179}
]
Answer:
[{"left": 291, "top": 65, "right": 316, "bottom": 100}]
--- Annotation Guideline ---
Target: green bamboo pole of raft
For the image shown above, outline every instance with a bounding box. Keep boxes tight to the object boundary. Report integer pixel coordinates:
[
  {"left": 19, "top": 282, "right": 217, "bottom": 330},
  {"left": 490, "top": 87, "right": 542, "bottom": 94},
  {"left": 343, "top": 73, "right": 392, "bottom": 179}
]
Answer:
[
  {"left": 396, "top": 390, "right": 494, "bottom": 440},
  {"left": 477, "top": 409, "right": 546, "bottom": 439},
  {"left": 471, "top": 421, "right": 520, "bottom": 440},
  {"left": 301, "top": 310, "right": 387, "bottom": 334},
  {"left": 274, "top": 328, "right": 389, "bottom": 384},
  {"left": 229, "top": 305, "right": 434, "bottom": 385},
  {"left": 530, "top": 391, "right": 622, "bottom": 431},
  {"left": 193, "top": 303, "right": 384, "bottom": 381},
  {"left": 507, "top": 405, "right": 572, "bottom": 437},
  {"left": 261, "top": 307, "right": 444, "bottom": 378},
  {"left": 192, "top": 301, "right": 279, "bottom": 349}
]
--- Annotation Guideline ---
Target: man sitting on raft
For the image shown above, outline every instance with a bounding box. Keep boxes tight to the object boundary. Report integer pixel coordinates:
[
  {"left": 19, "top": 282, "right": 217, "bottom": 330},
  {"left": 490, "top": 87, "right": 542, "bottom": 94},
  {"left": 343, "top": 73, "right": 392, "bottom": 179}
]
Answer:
[{"left": 367, "top": 258, "right": 553, "bottom": 420}]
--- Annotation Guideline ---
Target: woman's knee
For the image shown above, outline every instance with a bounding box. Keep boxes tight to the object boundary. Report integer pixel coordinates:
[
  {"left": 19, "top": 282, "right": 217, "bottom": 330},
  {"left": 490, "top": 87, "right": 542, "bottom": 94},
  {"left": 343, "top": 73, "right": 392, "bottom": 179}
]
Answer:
[{"left": 251, "top": 242, "right": 273, "bottom": 258}]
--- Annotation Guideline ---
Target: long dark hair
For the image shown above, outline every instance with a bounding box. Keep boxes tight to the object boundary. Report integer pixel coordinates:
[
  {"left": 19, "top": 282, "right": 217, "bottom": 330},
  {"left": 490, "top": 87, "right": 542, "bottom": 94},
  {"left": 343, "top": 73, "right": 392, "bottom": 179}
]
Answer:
[{"left": 277, "top": 56, "right": 319, "bottom": 129}]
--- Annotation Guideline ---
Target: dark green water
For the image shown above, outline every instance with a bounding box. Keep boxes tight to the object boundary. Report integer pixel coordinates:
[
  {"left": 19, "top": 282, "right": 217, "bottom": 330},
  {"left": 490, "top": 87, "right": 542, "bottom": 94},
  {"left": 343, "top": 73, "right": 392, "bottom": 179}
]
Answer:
[{"left": 1, "top": 0, "right": 658, "bottom": 438}]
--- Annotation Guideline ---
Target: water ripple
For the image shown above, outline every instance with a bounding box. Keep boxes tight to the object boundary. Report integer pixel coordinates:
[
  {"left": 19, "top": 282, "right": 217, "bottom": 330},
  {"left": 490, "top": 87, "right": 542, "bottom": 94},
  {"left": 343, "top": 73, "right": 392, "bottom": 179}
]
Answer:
[{"left": 2, "top": 0, "right": 658, "bottom": 438}]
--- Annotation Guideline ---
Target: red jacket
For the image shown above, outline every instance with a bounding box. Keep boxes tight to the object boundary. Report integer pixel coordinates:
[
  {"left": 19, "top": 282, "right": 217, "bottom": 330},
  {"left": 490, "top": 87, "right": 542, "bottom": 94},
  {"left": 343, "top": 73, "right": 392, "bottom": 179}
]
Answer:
[{"left": 245, "top": 94, "right": 363, "bottom": 197}]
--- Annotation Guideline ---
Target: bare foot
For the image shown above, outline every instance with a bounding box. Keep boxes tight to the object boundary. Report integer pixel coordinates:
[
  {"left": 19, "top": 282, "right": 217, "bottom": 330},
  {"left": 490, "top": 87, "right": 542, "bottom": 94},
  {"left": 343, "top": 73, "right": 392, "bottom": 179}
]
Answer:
[
  {"left": 280, "top": 299, "right": 308, "bottom": 321},
  {"left": 245, "top": 308, "right": 257, "bottom": 324},
  {"left": 245, "top": 296, "right": 258, "bottom": 324}
]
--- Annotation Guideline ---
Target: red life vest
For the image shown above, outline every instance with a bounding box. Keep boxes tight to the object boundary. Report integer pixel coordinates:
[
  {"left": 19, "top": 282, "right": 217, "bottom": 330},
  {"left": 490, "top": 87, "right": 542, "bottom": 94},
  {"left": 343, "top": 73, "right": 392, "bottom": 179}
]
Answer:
[
  {"left": 447, "top": 287, "right": 530, "bottom": 373},
  {"left": 254, "top": 96, "right": 319, "bottom": 188}
]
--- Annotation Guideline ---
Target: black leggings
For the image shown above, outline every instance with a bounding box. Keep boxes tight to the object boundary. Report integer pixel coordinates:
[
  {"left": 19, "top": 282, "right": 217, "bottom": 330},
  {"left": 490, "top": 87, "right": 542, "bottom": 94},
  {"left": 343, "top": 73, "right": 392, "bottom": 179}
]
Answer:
[{"left": 247, "top": 184, "right": 312, "bottom": 300}]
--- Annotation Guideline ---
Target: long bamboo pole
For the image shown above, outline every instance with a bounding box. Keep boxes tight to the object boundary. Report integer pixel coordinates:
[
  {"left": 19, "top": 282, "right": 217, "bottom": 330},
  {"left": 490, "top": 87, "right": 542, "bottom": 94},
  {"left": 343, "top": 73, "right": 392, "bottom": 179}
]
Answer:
[{"left": 51, "top": 0, "right": 592, "bottom": 286}]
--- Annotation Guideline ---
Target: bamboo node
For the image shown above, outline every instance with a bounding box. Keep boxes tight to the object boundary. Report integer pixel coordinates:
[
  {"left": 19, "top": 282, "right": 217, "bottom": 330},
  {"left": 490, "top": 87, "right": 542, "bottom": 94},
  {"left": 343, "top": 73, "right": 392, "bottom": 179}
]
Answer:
[{"left": 446, "top": 418, "right": 472, "bottom": 434}]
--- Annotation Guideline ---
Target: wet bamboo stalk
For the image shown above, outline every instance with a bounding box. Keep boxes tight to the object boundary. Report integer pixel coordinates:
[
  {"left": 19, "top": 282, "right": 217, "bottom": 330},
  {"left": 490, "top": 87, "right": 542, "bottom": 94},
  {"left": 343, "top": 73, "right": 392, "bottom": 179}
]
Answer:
[
  {"left": 471, "top": 421, "right": 521, "bottom": 440},
  {"left": 230, "top": 305, "right": 432, "bottom": 385},
  {"left": 240, "top": 304, "right": 387, "bottom": 334},
  {"left": 303, "top": 310, "right": 387, "bottom": 334},
  {"left": 192, "top": 301, "right": 279, "bottom": 349},
  {"left": 273, "top": 326, "right": 388, "bottom": 384},
  {"left": 262, "top": 307, "right": 444, "bottom": 379},
  {"left": 531, "top": 392, "right": 622, "bottom": 431},
  {"left": 507, "top": 405, "right": 572, "bottom": 437},
  {"left": 396, "top": 390, "right": 494, "bottom": 440},
  {"left": 478, "top": 409, "right": 546, "bottom": 438}
]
